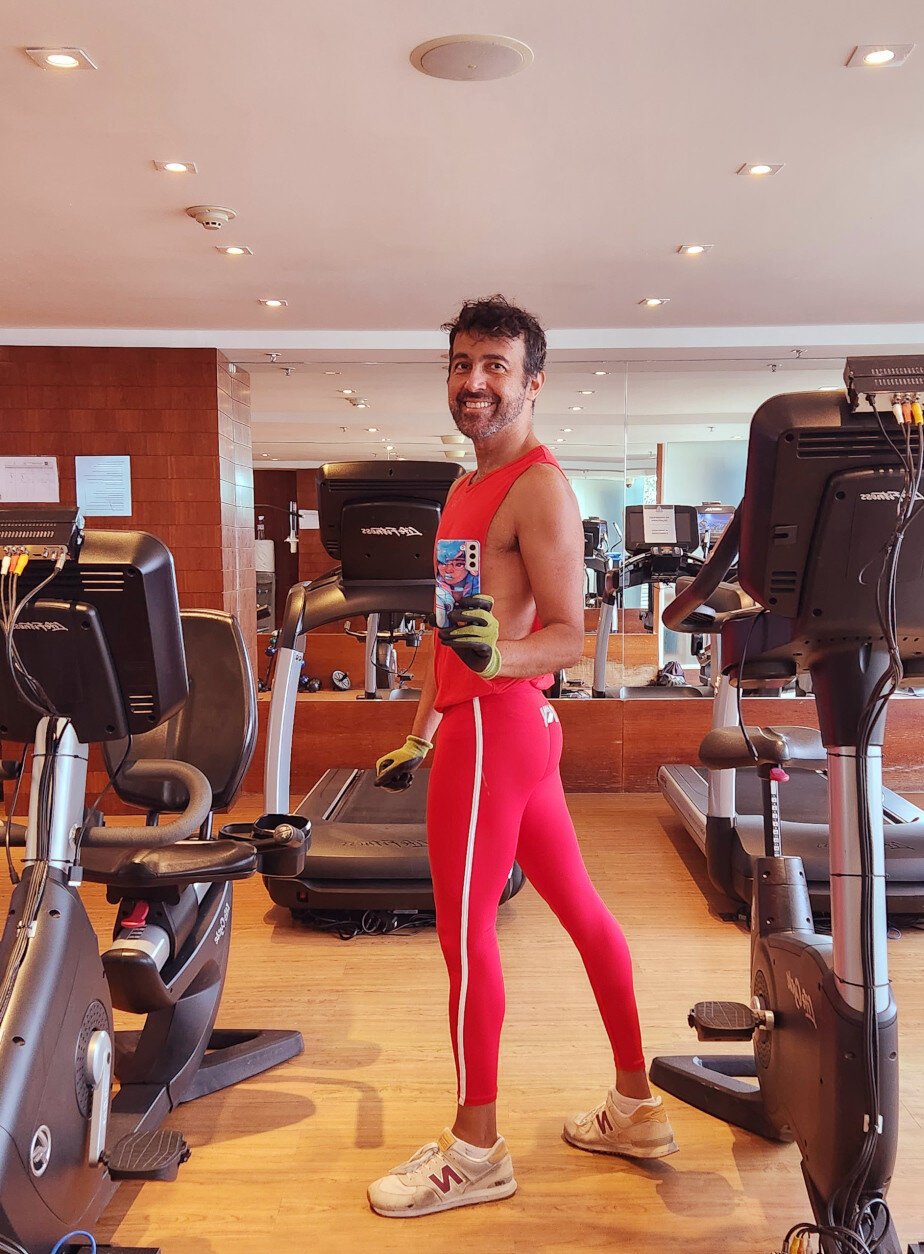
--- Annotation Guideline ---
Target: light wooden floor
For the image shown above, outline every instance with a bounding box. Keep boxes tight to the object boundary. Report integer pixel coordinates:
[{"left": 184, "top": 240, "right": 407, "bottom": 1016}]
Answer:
[{"left": 9, "top": 793, "right": 924, "bottom": 1254}]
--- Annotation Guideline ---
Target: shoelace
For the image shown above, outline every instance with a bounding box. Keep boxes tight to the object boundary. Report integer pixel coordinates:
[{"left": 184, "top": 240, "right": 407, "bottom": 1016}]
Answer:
[{"left": 390, "top": 1141, "right": 443, "bottom": 1176}]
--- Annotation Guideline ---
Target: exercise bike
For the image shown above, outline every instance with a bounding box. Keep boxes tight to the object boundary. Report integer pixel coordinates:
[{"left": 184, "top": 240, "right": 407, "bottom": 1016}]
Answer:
[
  {"left": 0, "top": 508, "right": 308, "bottom": 1254},
  {"left": 650, "top": 360, "right": 924, "bottom": 1253}
]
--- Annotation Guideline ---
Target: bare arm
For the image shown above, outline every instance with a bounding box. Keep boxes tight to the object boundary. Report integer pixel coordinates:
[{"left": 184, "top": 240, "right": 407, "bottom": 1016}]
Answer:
[
  {"left": 495, "top": 467, "right": 585, "bottom": 678},
  {"left": 410, "top": 638, "right": 442, "bottom": 743}
]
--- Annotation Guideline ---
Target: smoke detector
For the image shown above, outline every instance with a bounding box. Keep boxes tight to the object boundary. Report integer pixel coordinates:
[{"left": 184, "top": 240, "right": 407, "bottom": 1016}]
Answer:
[
  {"left": 410, "top": 34, "right": 534, "bottom": 81},
  {"left": 185, "top": 205, "right": 237, "bottom": 231}
]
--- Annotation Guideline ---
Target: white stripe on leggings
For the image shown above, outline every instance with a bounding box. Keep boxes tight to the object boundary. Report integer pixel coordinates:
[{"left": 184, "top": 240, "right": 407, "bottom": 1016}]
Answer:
[{"left": 456, "top": 695, "right": 483, "bottom": 1107}]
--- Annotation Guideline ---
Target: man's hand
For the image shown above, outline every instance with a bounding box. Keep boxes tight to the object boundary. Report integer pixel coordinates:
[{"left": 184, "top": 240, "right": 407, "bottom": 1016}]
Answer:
[
  {"left": 374, "top": 734, "right": 434, "bottom": 792},
  {"left": 437, "top": 594, "right": 502, "bottom": 680}
]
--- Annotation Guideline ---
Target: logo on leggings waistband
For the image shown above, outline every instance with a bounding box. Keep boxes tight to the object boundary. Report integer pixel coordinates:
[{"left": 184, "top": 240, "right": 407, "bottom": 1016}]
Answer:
[{"left": 539, "top": 704, "right": 558, "bottom": 726}]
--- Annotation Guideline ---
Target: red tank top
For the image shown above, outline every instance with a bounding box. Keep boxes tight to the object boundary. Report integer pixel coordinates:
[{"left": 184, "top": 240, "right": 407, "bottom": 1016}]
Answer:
[{"left": 433, "top": 444, "right": 566, "bottom": 712}]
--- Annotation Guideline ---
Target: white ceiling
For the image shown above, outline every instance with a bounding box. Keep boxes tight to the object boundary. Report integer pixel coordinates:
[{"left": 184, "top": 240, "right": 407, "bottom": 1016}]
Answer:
[{"left": 3, "top": 1, "right": 924, "bottom": 468}]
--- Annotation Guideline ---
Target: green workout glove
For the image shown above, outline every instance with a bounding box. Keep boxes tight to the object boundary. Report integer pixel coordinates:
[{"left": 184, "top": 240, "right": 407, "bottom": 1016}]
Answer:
[
  {"left": 374, "top": 734, "right": 434, "bottom": 792},
  {"left": 438, "top": 594, "right": 502, "bottom": 681}
]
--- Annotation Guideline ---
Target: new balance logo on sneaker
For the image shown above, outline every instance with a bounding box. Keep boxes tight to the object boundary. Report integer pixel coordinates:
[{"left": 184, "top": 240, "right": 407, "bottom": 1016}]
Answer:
[
  {"left": 564, "top": 1090, "right": 679, "bottom": 1160},
  {"left": 368, "top": 1130, "right": 517, "bottom": 1217},
  {"left": 428, "top": 1164, "right": 464, "bottom": 1195}
]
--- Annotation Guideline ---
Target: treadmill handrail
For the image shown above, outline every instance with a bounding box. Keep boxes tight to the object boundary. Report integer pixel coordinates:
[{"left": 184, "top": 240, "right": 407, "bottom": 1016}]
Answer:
[{"left": 662, "top": 508, "right": 742, "bottom": 633}]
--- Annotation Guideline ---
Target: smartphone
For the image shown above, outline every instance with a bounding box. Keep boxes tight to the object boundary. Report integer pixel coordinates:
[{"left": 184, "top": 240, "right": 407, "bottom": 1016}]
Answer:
[{"left": 435, "top": 538, "right": 481, "bottom": 628}]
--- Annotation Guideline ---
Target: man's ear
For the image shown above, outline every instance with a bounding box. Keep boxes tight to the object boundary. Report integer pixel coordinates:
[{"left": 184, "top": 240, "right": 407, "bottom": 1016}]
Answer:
[{"left": 529, "top": 370, "right": 546, "bottom": 402}]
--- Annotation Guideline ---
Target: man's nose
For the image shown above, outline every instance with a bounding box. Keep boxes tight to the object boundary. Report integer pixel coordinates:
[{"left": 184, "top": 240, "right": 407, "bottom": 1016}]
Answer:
[{"left": 465, "top": 364, "right": 490, "bottom": 391}]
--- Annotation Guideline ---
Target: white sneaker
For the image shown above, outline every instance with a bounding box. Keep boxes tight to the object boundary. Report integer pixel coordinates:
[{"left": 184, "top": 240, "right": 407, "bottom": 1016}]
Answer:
[
  {"left": 563, "top": 1090, "right": 678, "bottom": 1159},
  {"left": 368, "top": 1129, "right": 517, "bottom": 1218}
]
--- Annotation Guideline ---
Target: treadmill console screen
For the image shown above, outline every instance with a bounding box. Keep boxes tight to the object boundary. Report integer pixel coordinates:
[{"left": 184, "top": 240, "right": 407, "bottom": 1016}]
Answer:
[{"left": 624, "top": 505, "right": 700, "bottom": 554}]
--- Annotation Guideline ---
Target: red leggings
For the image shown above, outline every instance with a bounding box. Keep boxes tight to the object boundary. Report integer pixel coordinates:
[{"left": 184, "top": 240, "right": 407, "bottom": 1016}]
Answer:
[{"left": 427, "top": 685, "right": 645, "bottom": 1106}]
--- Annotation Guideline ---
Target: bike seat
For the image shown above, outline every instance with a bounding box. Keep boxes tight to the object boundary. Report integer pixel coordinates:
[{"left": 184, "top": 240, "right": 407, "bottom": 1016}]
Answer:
[
  {"left": 81, "top": 837, "right": 257, "bottom": 889},
  {"left": 699, "top": 725, "right": 825, "bottom": 772}
]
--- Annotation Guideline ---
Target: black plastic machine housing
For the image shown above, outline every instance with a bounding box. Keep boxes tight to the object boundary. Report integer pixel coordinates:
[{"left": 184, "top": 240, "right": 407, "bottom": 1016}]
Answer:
[
  {"left": 317, "top": 460, "right": 463, "bottom": 580},
  {"left": 0, "top": 517, "right": 188, "bottom": 744},
  {"left": 738, "top": 394, "right": 924, "bottom": 648}
]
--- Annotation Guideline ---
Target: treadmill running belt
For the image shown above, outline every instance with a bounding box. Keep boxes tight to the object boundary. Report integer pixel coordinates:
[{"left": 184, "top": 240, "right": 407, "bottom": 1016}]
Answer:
[{"left": 333, "top": 767, "right": 430, "bottom": 824}]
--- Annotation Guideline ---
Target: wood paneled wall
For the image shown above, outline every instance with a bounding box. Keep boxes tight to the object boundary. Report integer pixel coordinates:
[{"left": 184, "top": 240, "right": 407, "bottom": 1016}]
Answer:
[
  {"left": 241, "top": 690, "right": 924, "bottom": 799},
  {"left": 252, "top": 468, "right": 299, "bottom": 626},
  {"left": 296, "top": 468, "right": 331, "bottom": 586},
  {"left": 0, "top": 347, "right": 254, "bottom": 657}
]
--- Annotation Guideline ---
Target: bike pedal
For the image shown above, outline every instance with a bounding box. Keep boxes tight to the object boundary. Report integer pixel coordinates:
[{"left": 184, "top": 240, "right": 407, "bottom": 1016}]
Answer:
[
  {"left": 105, "top": 1128, "right": 190, "bottom": 1181},
  {"left": 688, "top": 999, "right": 758, "bottom": 1041}
]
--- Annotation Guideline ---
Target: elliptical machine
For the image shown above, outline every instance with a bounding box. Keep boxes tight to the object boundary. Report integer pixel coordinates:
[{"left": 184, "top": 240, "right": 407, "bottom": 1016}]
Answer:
[
  {"left": 0, "top": 508, "right": 307, "bottom": 1254},
  {"left": 650, "top": 360, "right": 924, "bottom": 1253}
]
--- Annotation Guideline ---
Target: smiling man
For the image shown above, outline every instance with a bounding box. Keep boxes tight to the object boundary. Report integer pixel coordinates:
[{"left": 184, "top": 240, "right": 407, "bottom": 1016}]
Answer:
[{"left": 368, "top": 295, "right": 677, "bottom": 1219}]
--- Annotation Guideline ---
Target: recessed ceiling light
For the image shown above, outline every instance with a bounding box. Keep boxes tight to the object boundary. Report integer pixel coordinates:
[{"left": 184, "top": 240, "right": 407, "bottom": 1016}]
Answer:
[
  {"left": 639, "top": 297, "right": 670, "bottom": 307},
  {"left": 410, "top": 34, "right": 534, "bottom": 81},
  {"left": 154, "top": 160, "right": 198, "bottom": 174},
  {"left": 562, "top": 427, "right": 573, "bottom": 433},
  {"left": 261, "top": 452, "right": 269, "bottom": 457},
  {"left": 259, "top": 298, "right": 287, "bottom": 308},
  {"left": 216, "top": 245, "right": 252, "bottom": 256},
  {"left": 323, "top": 370, "right": 341, "bottom": 376},
  {"left": 556, "top": 438, "right": 565, "bottom": 443},
  {"left": 570, "top": 405, "right": 583, "bottom": 412},
  {"left": 737, "top": 163, "right": 783, "bottom": 177},
  {"left": 340, "top": 388, "right": 355, "bottom": 395},
  {"left": 350, "top": 399, "right": 368, "bottom": 408},
  {"left": 367, "top": 426, "right": 378, "bottom": 432},
  {"left": 26, "top": 47, "right": 97, "bottom": 70},
  {"left": 731, "top": 435, "right": 745, "bottom": 441},
  {"left": 593, "top": 370, "right": 608, "bottom": 376},
  {"left": 385, "top": 445, "right": 395, "bottom": 451},
  {"left": 578, "top": 390, "right": 595, "bottom": 395},
  {"left": 847, "top": 44, "right": 914, "bottom": 68},
  {"left": 677, "top": 243, "right": 713, "bottom": 256}
]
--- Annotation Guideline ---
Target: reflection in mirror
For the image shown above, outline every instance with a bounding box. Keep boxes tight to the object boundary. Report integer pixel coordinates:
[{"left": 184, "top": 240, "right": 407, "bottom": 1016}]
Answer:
[
  {"left": 245, "top": 355, "right": 633, "bottom": 683},
  {"left": 622, "top": 356, "right": 846, "bottom": 693}
]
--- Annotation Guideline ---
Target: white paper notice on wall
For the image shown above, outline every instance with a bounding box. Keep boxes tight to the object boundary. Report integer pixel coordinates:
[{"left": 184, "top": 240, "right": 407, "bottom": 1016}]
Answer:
[
  {"left": 642, "top": 505, "right": 677, "bottom": 545},
  {"left": 75, "top": 455, "right": 132, "bottom": 517},
  {"left": 0, "top": 457, "right": 60, "bottom": 503},
  {"left": 299, "top": 509, "right": 320, "bottom": 530}
]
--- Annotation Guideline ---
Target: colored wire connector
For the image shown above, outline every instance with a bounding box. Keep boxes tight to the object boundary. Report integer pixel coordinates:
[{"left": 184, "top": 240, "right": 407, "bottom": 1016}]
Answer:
[
  {"left": 912, "top": 400, "right": 923, "bottom": 425},
  {"left": 50, "top": 1233, "right": 97, "bottom": 1254}
]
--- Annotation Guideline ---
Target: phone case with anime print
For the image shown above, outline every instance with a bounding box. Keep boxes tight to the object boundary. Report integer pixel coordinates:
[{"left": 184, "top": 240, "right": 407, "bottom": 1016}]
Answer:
[{"left": 435, "top": 538, "right": 481, "bottom": 628}]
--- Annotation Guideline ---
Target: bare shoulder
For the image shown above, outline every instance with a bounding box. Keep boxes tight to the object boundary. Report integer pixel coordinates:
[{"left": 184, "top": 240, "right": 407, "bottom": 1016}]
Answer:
[{"left": 509, "top": 463, "right": 581, "bottom": 528}]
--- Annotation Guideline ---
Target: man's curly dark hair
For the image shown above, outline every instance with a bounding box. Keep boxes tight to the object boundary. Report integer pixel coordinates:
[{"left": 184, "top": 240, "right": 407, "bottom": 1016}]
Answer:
[{"left": 442, "top": 294, "right": 547, "bottom": 381}]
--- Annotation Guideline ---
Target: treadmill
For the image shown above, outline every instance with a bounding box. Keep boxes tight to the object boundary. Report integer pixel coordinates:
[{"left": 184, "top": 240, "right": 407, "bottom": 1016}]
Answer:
[
  {"left": 592, "top": 504, "right": 708, "bottom": 699},
  {"left": 658, "top": 508, "right": 924, "bottom": 917},
  {"left": 262, "top": 460, "right": 524, "bottom": 919}
]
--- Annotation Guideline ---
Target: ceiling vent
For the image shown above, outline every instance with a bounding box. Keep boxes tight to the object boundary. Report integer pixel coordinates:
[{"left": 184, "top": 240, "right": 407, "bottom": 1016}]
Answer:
[{"left": 410, "top": 35, "right": 533, "bottom": 81}]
